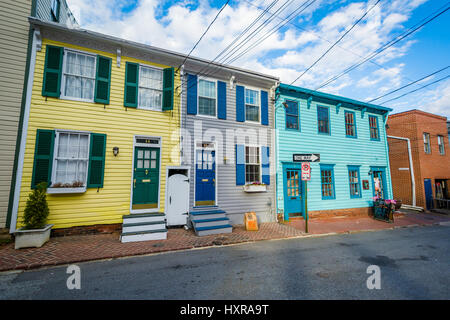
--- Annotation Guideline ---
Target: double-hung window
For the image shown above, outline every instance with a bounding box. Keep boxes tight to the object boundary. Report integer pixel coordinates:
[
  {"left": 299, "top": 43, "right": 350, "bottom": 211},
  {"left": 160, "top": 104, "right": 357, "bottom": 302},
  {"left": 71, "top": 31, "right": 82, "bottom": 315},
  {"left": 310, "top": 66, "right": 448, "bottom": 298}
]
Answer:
[
  {"left": 245, "top": 146, "right": 260, "bottom": 183},
  {"left": 345, "top": 111, "right": 356, "bottom": 138},
  {"left": 62, "top": 50, "right": 96, "bottom": 101},
  {"left": 138, "top": 65, "right": 163, "bottom": 110},
  {"left": 369, "top": 115, "right": 379, "bottom": 140},
  {"left": 320, "top": 165, "right": 335, "bottom": 199},
  {"left": 438, "top": 135, "right": 445, "bottom": 155},
  {"left": 348, "top": 166, "right": 361, "bottom": 198},
  {"left": 285, "top": 100, "right": 299, "bottom": 130},
  {"left": 51, "top": 0, "right": 60, "bottom": 22},
  {"left": 53, "top": 131, "right": 90, "bottom": 187},
  {"left": 317, "top": 106, "right": 330, "bottom": 134},
  {"left": 198, "top": 79, "right": 216, "bottom": 116},
  {"left": 245, "top": 88, "right": 260, "bottom": 122},
  {"left": 423, "top": 133, "right": 431, "bottom": 154}
]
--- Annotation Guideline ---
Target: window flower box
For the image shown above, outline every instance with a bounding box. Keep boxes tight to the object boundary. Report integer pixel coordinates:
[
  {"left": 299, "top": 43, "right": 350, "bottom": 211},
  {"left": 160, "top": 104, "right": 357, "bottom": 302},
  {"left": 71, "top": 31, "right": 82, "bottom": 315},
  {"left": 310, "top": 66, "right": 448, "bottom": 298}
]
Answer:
[
  {"left": 243, "top": 183, "right": 267, "bottom": 193},
  {"left": 47, "top": 187, "right": 86, "bottom": 194}
]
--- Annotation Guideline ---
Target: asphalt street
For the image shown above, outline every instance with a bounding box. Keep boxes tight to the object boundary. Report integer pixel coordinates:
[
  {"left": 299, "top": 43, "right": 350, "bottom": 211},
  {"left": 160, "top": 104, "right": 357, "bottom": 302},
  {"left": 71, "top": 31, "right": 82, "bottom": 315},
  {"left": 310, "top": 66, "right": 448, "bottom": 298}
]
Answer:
[{"left": 0, "top": 224, "right": 449, "bottom": 300}]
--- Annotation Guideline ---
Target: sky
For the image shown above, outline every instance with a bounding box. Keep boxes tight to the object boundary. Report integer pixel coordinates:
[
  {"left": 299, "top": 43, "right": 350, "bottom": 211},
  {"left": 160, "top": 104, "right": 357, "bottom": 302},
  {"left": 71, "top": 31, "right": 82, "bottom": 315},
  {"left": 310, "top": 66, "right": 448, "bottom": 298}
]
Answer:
[{"left": 66, "top": 0, "right": 450, "bottom": 118}]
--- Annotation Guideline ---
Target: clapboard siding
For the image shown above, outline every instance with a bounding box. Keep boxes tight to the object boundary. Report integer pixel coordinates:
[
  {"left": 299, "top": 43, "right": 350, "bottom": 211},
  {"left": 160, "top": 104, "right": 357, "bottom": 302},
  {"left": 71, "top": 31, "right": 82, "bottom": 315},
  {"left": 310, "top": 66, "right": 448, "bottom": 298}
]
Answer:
[
  {"left": 276, "top": 91, "right": 392, "bottom": 214},
  {"left": 182, "top": 75, "right": 277, "bottom": 224},
  {"left": 0, "top": 0, "right": 32, "bottom": 227},
  {"left": 15, "top": 38, "right": 180, "bottom": 229}
]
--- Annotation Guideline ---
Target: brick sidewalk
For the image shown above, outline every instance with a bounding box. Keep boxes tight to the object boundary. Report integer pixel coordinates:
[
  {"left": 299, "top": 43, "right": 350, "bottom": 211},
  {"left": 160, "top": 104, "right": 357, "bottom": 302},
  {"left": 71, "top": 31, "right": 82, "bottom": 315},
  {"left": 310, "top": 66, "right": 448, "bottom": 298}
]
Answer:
[{"left": 1, "top": 211, "right": 449, "bottom": 272}]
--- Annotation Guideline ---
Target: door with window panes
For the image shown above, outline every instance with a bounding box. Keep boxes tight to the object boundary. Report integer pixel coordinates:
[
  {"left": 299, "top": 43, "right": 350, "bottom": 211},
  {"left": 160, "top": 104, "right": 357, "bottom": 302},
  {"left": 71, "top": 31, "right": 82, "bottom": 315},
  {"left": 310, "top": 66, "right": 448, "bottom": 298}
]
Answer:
[{"left": 132, "top": 147, "right": 160, "bottom": 209}]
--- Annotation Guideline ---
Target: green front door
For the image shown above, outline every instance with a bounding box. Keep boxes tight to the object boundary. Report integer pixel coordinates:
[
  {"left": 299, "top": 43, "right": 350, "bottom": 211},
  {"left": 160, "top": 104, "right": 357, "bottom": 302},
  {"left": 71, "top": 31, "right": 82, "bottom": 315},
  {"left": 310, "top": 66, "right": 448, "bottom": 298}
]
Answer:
[{"left": 132, "top": 147, "right": 160, "bottom": 210}]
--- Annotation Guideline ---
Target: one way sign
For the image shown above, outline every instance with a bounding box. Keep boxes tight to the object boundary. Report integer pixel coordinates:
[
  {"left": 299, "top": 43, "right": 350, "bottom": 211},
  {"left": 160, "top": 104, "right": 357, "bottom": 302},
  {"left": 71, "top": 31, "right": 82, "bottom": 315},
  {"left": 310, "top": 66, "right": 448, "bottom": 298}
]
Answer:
[{"left": 293, "top": 153, "right": 320, "bottom": 162}]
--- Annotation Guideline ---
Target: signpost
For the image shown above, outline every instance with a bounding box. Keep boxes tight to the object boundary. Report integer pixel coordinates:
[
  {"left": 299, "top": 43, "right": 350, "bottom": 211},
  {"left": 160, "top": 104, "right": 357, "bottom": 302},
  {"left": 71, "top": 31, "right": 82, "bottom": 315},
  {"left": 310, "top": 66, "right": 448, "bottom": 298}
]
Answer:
[{"left": 301, "top": 162, "right": 311, "bottom": 233}]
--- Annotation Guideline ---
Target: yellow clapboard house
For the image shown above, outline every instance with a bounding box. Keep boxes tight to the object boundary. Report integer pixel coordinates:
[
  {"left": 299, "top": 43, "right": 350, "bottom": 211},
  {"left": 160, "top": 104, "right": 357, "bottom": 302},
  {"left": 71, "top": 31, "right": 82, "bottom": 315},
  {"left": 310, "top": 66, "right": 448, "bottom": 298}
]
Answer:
[{"left": 11, "top": 18, "right": 187, "bottom": 242}]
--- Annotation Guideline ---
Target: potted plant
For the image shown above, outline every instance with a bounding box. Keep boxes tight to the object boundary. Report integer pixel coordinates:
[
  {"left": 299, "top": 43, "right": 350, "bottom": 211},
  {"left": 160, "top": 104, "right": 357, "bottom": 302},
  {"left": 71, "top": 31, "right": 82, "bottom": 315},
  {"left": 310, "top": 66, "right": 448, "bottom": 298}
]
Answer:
[
  {"left": 15, "top": 182, "right": 54, "bottom": 249},
  {"left": 243, "top": 181, "right": 267, "bottom": 193}
]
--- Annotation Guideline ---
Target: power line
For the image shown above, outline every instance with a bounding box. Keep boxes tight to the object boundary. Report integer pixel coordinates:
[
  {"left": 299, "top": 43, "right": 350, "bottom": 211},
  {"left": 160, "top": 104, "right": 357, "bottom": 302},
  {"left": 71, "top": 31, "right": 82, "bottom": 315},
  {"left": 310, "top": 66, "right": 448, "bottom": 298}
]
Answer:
[
  {"left": 289, "top": 0, "right": 381, "bottom": 86},
  {"left": 228, "top": 0, "right": 317, "bottom": 64},
  {"left": 368, "top": 66, "right": 450, "bottom": 102},
  {"left": 179, "top": 0, "right": 230, "bottom": 68},
  {"left": 315, "top": 3, "right": 450, "bottom": 90},
  {"left": 379, "top": 74, "right": 450, "bottom": 105}
]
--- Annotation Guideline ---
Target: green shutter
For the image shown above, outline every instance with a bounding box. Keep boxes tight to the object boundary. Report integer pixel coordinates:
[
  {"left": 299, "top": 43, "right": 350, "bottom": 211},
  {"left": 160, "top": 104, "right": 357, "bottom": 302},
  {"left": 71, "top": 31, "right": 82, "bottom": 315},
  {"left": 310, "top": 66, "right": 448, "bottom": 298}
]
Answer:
[
  {"left": 87, "top": 133, "right": 107, "bottom": 188},
  {"left": 94, "top": 55, "right": 111, "bottom": 104},
  {"left": 31, "top": 129, "right": 55, "bottom": 189},
  {"left": 42, "top": 45, "right": 63, "bottom": 98},
  {"left": 124, "top": 62, "right": 139, "bottom": 108},
  {"left": 162, "top": 67, "right": 174, "bottom": 111}
]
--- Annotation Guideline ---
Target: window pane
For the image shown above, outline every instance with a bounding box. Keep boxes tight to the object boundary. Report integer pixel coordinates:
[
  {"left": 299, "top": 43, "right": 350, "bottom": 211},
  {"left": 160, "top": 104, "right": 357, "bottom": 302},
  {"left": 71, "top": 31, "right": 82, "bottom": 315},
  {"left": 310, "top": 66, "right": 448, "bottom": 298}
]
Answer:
[
  {"left": 199, "top": 97, "right": 216, "bottom": 116},
  {"left": 58, "top": 133, "right": 69, "bottom": 157},
  {"left": 139, "top": 66, "right": 163, "bottom": 90},
  {"left": 199, "top": 80, "right": 215, "bottom": 98},
  {"left": 285, "top": 100, "right": 298, "bottom": 115},
  {"left": 286, "top": 115, "right": 298, "bottom": 129},
  {"left": 245, "top": 89, "right": 258, "bottom": 105},
  {"left": 246, "top": 105, "right": 259, "bottom": 122},
  {"left": 139, "top": 87, "right": 162, "bottom": 110}
]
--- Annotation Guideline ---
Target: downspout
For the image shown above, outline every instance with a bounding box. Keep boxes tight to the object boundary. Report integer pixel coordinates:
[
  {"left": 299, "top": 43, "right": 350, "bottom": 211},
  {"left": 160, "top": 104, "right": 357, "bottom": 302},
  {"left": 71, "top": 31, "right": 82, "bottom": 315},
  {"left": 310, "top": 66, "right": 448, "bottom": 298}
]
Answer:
[
  {"left": 179, "top": 65, "right": 184, "bottom": 165},
  {"left": 387, "top": 134, "right": 416, "bottom": 206},
  {"left": 10, "top": 27, "right": 40, "bottom": 233}
]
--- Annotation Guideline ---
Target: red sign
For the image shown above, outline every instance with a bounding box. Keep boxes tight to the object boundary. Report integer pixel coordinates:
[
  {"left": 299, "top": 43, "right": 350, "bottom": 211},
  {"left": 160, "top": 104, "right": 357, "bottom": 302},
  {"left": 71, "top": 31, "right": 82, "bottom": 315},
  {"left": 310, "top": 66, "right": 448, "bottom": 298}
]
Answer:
[{"left": 301, "top": 162, "right": 311, "bottom": 181}]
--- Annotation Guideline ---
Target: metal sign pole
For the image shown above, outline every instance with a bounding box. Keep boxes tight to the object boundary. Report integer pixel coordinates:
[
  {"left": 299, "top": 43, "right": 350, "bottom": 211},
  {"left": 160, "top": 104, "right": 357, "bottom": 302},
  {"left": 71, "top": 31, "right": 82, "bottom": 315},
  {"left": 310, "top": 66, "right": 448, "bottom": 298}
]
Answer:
[{"left": 305, "top": 180, "right": 308, "bottom": 233}]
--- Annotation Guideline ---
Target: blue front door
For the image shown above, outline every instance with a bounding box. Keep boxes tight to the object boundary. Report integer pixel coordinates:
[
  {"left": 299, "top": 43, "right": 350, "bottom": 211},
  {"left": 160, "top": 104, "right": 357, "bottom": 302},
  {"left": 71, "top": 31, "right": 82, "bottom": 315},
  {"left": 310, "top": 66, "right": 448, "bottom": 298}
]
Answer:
[
  {"left": 424, "top": 179, "right": 433, "bottom": 210},
  {"left": 283, "top": 168, "right": 303, "bottom": 220},
  {"left": 371, "top": 167, "right": 387, "bottom": 199},
  {"left": 195, "top": 149, "right": 216, "bottom": 206}
]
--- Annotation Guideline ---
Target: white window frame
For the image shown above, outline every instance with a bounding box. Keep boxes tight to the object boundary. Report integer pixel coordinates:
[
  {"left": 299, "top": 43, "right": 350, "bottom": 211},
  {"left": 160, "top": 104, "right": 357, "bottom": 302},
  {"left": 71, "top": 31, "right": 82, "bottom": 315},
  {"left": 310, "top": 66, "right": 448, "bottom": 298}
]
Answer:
[
  {"left": 50, "top": 129, "right": 91, "bottom": 192},
  {"left": 244, "top": 86, "right": 260, "bottom": 124},
  {"left": 423, "top": 132, "right": 431, "bottom": 154},
  {"left": 197, "top": 77, "right": 218, "bottom": 118},
  {"left": 137, "top": 63, "right": 164, "bottom": 111},
  {"left": 60, "top": 48, "right": 97, "bottom": 103},
  {"left": 244, "top": 144, "right": 262, "bottom": 184},
  {"left": 438, "top": 135, "right": 445, "bottom": 155}
]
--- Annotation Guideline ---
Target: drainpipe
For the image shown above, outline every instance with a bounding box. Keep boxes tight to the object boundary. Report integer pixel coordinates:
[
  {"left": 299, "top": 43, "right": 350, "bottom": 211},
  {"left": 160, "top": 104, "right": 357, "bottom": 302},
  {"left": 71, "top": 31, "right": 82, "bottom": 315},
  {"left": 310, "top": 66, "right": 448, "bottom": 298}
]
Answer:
[
  {"left": 273, "top": 86, "right": 285, "bottom": 221},
  {"left": 179, "top": 65, "right": 184, "bottom": 165},
  {"left": 387, "top": 135, "right": 416, "bottom": 206}
]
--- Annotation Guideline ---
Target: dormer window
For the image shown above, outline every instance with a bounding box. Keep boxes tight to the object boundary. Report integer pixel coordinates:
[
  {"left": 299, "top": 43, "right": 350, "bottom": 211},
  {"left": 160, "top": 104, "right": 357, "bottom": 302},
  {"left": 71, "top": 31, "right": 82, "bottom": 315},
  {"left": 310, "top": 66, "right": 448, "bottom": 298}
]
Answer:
[{"left": 51, "top": 0, "right": 61, "bottom": 22}]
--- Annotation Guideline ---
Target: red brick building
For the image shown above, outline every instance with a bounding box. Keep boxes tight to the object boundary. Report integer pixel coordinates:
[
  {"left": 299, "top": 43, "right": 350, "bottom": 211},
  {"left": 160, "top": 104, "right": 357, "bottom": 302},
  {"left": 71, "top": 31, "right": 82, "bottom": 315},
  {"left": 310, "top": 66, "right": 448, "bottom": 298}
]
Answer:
[{"left": 387, "top": 110, "right": 450, "bottom": 209}]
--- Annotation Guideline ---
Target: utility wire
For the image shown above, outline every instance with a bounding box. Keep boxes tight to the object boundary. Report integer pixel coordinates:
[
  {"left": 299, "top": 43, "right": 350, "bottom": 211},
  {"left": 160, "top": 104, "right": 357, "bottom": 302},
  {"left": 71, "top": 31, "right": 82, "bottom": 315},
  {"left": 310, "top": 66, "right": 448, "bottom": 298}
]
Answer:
[
  {"left": 179, "top": 0, "right": 230, "bottom": 68},
  {"left": 379, "top": 74, "right": 450, "bottom": 105},
  {"left": 316, "top": 3, "right": 450, "bottom": 90},
  {"left": 289, "top": 0, "right": 381, "bottom": 86},
  {"left": 368, "top": 66, "right": 450, "bottom": 102},
  {"left": 228, "top": 0, "right": 317, "bottom": 64}
]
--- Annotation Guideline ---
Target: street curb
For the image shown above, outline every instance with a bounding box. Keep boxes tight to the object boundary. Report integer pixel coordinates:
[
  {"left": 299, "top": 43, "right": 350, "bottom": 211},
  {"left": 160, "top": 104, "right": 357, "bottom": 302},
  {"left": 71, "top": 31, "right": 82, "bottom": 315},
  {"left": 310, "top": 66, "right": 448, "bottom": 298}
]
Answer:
[{"left": 1, "top": 221, "right": 448, "bottom": 274}]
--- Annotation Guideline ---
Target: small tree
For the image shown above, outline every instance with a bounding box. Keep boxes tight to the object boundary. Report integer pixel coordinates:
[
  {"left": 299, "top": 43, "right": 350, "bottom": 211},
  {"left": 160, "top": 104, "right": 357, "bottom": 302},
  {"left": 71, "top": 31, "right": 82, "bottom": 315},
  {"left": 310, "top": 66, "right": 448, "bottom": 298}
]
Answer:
[{"left": 23, "top": 182, "right": 49, "bottom": 229}]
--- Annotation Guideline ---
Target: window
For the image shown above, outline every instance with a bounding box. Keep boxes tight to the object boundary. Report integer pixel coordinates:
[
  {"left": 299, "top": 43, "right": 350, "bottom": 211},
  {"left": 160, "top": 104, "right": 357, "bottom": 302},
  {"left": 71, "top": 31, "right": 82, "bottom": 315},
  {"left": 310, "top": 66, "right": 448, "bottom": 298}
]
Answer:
[
  {"left": 62, "top": 50, "right": 96, "bottom": 101},
  {"left": 245, "top": 88, "right": 260, "bottom": 122},
  {"left": 423, "top": 133, "right": 431, "bottom": 154},
  {"left": 369, "top": 115, "right": 379, "bottom": 140},
  {"left": 317, "top": 106, "right": 330, "bottom": 134},
  {"left": 320, "top": 165, "right": 335, "bottom": 199},
  {"left": 53, "top": 131, "right": 90, "bottom": 187},
  {"left": 285, "top": 100, "right": 299, "bottom": 130},
  {"left": 138, "top": 65, "right": 163, "bottom": 110},
  {"left": 198, "top": 79, "right": 216, "bottom": 116},
  {"left": 348, "top": 166, "right": 361, "bottom": 198},
  {"left": 345, "top": 111, "right": 357, "bottom": 138},
  {"left": 438, "top": 135, "right": 445, "bottom": 155},
  {"left": 51, "top": 0, "right": 60, "bottom": 22},
  {"left": 245, "top": 146, "right": 260, "bottom": 183}
]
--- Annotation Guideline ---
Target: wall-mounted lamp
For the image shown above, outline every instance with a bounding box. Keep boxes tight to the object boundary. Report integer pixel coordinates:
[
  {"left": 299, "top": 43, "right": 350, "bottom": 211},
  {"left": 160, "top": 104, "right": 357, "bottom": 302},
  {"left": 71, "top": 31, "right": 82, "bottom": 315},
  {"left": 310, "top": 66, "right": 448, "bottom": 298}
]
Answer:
[
  {"left": 282, "top": 102, "right": 289, "bottom": 109},
  {"left": 223, "top": 156, "right": 227, "bottom": 164},
  {"left": 368, "top": 169, "right": 373, "bottom": 176},
  {"left": 113, "top": 147, "right": 119, "bottom": 157}
]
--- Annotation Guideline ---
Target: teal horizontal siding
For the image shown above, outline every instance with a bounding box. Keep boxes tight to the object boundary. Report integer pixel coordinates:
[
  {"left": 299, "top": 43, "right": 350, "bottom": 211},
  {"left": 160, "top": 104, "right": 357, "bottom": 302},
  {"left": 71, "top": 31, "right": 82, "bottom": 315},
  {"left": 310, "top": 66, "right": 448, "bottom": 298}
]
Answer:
[{"left": 276, "top": 94, "right": 392, "bottom": 213}]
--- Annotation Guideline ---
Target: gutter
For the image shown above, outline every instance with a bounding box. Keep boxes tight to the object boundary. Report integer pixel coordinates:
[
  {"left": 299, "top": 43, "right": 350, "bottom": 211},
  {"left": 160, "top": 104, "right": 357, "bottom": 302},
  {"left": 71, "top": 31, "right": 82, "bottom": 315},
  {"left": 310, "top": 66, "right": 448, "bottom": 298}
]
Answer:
[
  {"left": 9, "top": 28, "right": 40, "bottom": 233},
  {"left": 387, "top": 135, "right": 416, "bottom": 206}
]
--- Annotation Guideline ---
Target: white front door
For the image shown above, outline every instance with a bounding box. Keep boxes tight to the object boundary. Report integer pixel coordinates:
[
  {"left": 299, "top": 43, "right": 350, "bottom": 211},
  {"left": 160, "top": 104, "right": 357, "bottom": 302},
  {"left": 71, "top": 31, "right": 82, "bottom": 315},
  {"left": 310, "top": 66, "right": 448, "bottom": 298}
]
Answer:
[{"left": 166, "top": 173, "right": 189, "bottom": 226}]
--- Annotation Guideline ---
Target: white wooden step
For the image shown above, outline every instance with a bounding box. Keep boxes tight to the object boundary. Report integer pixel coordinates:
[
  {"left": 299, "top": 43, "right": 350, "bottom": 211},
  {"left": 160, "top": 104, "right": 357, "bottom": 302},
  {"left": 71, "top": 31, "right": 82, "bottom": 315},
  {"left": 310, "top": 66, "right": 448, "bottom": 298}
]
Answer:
[
  {"left": 122, "top": 221, "right": 166, "bottom": 233},
  {"left": 123, "top": 213, "right": 165, "bottom": 225},
  {"left": 120, "top": 229, "right": 167, "bottom": 243}
]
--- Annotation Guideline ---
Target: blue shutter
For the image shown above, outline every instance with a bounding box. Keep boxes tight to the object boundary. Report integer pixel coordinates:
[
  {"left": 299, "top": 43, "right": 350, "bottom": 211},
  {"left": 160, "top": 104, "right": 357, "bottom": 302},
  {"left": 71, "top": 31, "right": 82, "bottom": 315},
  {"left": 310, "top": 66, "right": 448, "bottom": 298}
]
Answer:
[
  {"left": 187, "top": 74, "right": 197, "bottom": 115},
  {"left": 236, "top": 144, "right": 245, "bottom": 185},
  {"left": 261, "top": 90, "right": 269, "bottom": 125},
  {"left": 236, "top": 85, "right": 245, "bottom": 122},
  {"left": 261, "top": 146, "right": 270, "bottom": 185},
  {"left": 218, "top": 80, "right": 227, "bottom": 120}
]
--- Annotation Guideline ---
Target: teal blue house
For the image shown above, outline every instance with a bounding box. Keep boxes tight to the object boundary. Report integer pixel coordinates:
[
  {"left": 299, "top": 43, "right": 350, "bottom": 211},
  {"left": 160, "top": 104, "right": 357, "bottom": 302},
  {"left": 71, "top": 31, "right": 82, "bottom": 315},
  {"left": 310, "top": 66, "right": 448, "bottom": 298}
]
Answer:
[{"left": 275, "top": 84, "right": 393, "bottom": 221}]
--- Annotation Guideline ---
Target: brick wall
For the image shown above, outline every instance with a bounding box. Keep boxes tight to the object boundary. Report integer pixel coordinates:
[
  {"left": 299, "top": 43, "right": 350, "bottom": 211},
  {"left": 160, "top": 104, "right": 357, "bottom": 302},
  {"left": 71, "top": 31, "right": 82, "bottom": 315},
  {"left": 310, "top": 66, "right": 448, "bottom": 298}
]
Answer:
[{"left": 387, "top": 110, "right": 450, "bottom": 208}]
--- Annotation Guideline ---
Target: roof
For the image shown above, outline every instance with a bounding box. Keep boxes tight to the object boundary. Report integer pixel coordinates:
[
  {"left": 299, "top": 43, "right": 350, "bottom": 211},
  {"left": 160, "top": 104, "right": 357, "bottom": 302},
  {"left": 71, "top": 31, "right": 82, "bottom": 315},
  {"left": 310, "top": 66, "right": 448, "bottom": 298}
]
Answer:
[
  {"left": 29, "top": 17, "right": 279, "bottom": 86},
  {"left": 278, "top": 83, "right": 393, "bottom": 114},
  {"left": 389, "top": 109, "right": 448, "bottom": 121}
]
